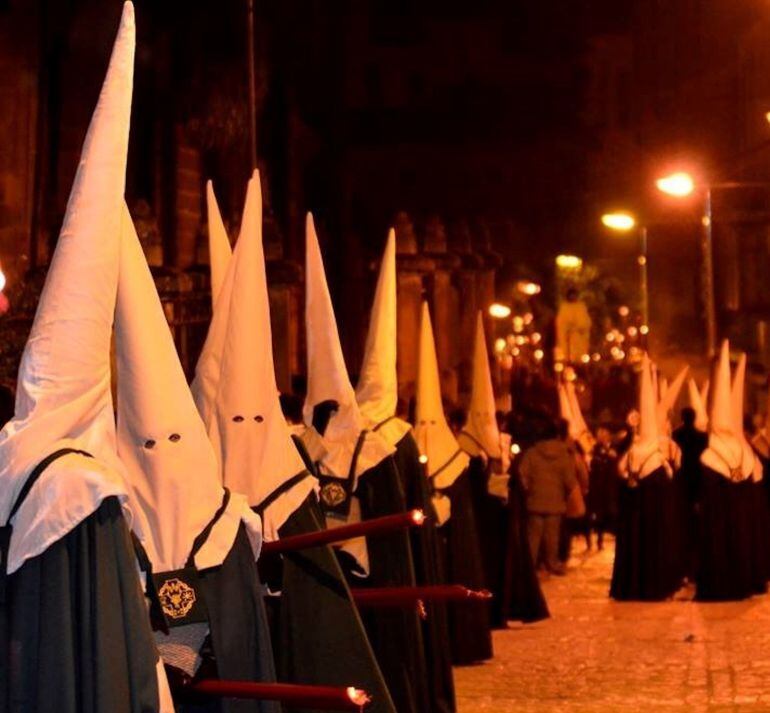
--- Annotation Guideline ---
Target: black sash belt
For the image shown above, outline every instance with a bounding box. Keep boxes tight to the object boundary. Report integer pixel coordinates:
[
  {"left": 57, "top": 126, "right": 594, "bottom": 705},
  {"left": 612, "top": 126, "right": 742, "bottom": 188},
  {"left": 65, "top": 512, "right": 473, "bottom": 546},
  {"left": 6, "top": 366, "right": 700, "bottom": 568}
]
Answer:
[
  {"left": 253, "top": 470, "right": 313, "bottom": 517},
  {"left": 133, "top": 489, "right": 231, "bottom": 632},
  {"left": 318, "top": 430, "right": 368, "bottom": 520}
]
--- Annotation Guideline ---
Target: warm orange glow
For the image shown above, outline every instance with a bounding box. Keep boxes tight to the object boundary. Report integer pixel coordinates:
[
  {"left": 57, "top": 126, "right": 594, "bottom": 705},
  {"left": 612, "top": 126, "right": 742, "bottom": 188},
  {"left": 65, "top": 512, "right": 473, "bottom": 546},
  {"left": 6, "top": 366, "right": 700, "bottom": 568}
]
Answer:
[
  {"left": 489, "top": 303, "right": 512, "bottom": 319},
  {"left": 494, "top": 338, "right": 506, "bottom": 353},
  {"left": 418, "top": 454, "right": 428, "bottom": 465},
  {"left": 0, "top": 269, "right": 6, "bottom": 292},
  {"left": 601, "top": 212, "right": 636, "bottom": 232},
  {"left": 640, "top": 324, "right": 650, "bottom": 335},
  {"left": 411, "top": 509, "right": 426, "bottom": 525},
  {"left": 516, "top": 280, "right": 542, "bottom": 296},
  {"left": 618, "top": 305, "right": 630, "bottom": 317},
  {"left": 556, "top": 254, "right": 582, "bottom": 269},
  {"left": 511, "top": 443, "right": 521, "bottom": 455},
  {"left": 534, "top": 348, "right": 544, "bottom": 361},
  {"left": 656, "top": 172, "right": 695, "bottom": 197}
]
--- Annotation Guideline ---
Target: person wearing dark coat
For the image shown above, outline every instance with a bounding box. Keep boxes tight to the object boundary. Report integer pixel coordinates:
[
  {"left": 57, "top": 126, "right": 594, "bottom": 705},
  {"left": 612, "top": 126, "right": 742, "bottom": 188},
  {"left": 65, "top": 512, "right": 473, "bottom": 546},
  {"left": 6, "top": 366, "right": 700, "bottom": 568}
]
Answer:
[{"left": 588, "top": 426, "right": 619, "bottom": 550}]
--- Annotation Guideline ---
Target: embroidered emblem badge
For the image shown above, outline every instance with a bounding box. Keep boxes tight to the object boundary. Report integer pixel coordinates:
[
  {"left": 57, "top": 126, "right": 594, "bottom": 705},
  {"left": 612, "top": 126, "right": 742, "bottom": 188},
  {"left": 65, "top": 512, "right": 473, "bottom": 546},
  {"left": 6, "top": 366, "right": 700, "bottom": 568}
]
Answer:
[{"left": 158, "top": 577, "right": 197, "bottom": 619}]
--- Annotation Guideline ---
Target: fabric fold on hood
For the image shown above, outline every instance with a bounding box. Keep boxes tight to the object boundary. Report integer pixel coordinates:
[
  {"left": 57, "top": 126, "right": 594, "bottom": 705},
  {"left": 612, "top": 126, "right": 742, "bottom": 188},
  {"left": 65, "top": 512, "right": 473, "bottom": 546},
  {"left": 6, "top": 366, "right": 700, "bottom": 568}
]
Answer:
[{"left": 0, "top": 2, "right": 135, "bottom": 574}]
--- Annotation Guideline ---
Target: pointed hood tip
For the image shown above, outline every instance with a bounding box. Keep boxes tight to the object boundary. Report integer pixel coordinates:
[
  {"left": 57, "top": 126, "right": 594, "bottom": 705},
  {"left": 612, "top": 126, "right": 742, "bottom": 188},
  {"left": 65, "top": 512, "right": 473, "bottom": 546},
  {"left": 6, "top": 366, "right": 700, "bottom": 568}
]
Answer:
[
  {"left": 462, "top": 313, "right": 501, "bottom": 457},
  {"left": 304, "top": 216, "right": 393, "bottom": 480},
  {"left": 414, "top": 302, "right": 469, "bottom": 487}
]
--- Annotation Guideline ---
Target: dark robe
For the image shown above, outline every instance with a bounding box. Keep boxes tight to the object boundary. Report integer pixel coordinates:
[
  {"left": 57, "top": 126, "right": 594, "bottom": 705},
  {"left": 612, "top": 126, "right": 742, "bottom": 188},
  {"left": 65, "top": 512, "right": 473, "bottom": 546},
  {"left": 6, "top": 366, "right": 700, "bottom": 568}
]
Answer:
[
  {"left": 610, "top": 468, "right": 681, "bottom": 601},
  {"left": 438, "top": 466, "right": 493, "bottom": 665},
  {"left": 587, "top": 444, "right": 619, "bottom": 540},
  {"left": 263, "top": 493, "right": 396, "bottom": 713},
  {"left": 348, "top": 456, "right": 430, "bottom": 713},
  {"left": 502, "top": 469, "right": 549, "bottom": 624},
  {"left": 465, "top": 454, "right": 510, "bottom": 628},
  {"left": 672, "top": 425, "right": 708, "bottom": 577},
  {"left": 3, "top": 495, "right": 161, "bottom": 713},
  {"left": 179, "top": 526, "right": 280, "bottom": 713},
  {"left": 391, "top": 432, "right": 456, "bottom": 713},
  {"left": 695, "top": 467, "right": 755, "bottom": 601}
]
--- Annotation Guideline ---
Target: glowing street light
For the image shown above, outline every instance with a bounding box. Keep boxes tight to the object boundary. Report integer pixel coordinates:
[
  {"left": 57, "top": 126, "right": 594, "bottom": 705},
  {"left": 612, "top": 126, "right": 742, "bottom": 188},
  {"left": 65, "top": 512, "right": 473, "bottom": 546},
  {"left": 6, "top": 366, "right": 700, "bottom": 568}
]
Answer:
[
  {"left": 516, "top": 280, "right": 541, "bottom": 296},
  {"left": 656, "top": 172, "right": 695, "bottom": 198},
  {"left": 0, "top": 268, "right": 6, "bottom": 293},
  {"left": 489, "top": 303, "right": 512, "bottom": 319},
  {"left": 601, "top": 212, "right": 636, "bottom": 232},
  {"left": 555, "top": 254, "right": 582, "bottom": 270}
]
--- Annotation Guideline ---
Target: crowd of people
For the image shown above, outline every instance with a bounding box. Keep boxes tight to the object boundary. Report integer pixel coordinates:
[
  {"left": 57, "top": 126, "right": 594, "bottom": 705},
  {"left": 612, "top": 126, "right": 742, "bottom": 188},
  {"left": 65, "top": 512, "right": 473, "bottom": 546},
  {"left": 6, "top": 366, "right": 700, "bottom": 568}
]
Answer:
[{"left": 5, "top": 6, "right": 770, "bottom": 713}]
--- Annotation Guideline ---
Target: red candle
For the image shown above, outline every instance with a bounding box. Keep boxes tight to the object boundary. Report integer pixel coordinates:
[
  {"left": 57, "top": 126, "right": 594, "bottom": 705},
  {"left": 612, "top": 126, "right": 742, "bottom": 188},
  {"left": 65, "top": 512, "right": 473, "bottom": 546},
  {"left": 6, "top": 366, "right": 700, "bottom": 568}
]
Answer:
[
  {"left": 261, "top": 510, "right": 425, "bottom": 556},
  {"left": 188, "top": 680, "right": 371, "bottom": 710},
  {"left": 351, "top": 585, "right": 493, "bottom": 608}
]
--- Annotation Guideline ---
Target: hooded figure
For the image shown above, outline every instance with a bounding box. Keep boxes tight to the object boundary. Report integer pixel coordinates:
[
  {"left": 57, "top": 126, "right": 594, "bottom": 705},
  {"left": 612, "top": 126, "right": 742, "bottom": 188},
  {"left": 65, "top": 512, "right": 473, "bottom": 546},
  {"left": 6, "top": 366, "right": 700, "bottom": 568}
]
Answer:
[
  {"left": 195, "top": 176, "right": 395, "bottom": 713},
  {"left": 116, "top": 207, "right": 278, "bottom": 712},
  {"left": 696, "top": 342, "right": 765, "bottom": 600},
  {"left": 206, "top": 180, "right": 232, "bottom": 310},
  {"left": 355, "top": 230, "right": 455, "bottom": 713},
  {"left": 304, "top": 215, "right": 427, "bottom": 713},
  {"left": 0, "top": 5, "right": 166, "bottom": 711},
  {"left": 414, "top": 303, "right": 492, "bottom": 665},
  {"left": 459, "top": 314, "right": 547, "bottom": 628},
  {"left": 611, "top": 355, "right": 683, "bottom": 600}
]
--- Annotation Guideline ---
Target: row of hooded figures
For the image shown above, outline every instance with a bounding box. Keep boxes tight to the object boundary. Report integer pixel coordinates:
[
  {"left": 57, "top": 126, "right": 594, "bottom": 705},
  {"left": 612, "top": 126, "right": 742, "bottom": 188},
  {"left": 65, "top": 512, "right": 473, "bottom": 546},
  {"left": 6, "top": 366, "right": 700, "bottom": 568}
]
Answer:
[
  {"left": 595, "top": 341, "right": 770, "bottom": 604},
  {"left": 5, "top": 7, "right": 759, "bottom": 713},
  {"left": 0, "top": 6, "right": 548, "bottom": 712}
]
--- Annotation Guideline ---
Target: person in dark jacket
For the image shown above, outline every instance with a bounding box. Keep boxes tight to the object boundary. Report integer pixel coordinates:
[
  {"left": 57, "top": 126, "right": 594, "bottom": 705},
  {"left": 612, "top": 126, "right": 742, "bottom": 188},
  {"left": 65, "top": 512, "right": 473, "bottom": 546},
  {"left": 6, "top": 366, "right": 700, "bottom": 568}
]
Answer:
[{"left": 519, "top": 419, "right": 579, "bottom": 575}]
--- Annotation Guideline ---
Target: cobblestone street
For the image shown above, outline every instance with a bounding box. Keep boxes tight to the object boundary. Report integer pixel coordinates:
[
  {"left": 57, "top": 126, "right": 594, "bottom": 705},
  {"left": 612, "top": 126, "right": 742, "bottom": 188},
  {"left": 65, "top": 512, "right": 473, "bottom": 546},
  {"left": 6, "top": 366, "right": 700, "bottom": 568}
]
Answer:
[{"left": 454, "top": 540, "right": 770, "bottom": 712}]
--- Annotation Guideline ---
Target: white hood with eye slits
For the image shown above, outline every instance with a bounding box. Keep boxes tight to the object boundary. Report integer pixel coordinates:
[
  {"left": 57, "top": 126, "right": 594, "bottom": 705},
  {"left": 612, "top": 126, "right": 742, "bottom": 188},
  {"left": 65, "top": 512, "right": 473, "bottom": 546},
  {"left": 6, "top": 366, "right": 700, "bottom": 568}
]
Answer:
[
  {"left": 116, "top": 205, "right": 260, "bottom": 573},
  {"left": 0, "top": 2, "right": 134, "bottom": 575},
  {"left": 195, "top": 172, "right": 314, "bottom": 542}
]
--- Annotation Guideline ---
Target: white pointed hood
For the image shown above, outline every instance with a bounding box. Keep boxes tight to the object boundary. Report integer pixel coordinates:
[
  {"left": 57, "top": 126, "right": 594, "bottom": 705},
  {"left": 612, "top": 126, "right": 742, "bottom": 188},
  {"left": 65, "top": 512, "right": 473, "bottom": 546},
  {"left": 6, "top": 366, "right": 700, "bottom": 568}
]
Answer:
[
  {"left": 565, "top": 380, "right": 595, "bottom": 455},
  {"left": 413, "top": 302, "right": 469, "bottom": 489},
  {"left": 0, "top": 3, "right": 134, "bottom": 574},
  {"left": 206, "top": 180, "right": 232, "bottom": 310},
  {"left": 201, "top": 172, "right": 313, "bottom": 541},
  {"left": 701, "top": 341, "right": 752, "bottom": 481},
  {"left": 303, "top": 213, "right": 393, "bottom": 482},
  {"left": 731, "top": 353, "right": 761, "bottom": 481},
  {"left": 657, "top": 366, "right": 688, "bottom": 433},
  {"left": 116, "top": 205, "right": 260, "bottom": 572},
  {"left": 355, "top": 229, "right": 412, "bottom": 448},
  {"left": 622, "top": 355, "right": 669, "bottom": 479},
  {"left": 688, "top": 378, "right": 709, "bottom": 433},
  {"left": 194, "top": 172, "right": 258, "bottom": 430},
  {"left": 459, "top": 313, "right": 501, "bottom": 458}
]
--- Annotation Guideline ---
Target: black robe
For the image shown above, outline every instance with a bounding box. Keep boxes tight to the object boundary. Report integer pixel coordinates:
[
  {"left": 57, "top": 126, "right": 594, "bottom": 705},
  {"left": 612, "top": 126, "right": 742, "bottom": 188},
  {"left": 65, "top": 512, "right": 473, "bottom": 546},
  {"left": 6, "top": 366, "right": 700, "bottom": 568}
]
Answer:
[
  {"left": 610, "top": 468, "right": 681, "bottom": 601},
  {"left": 695, "top": 467, "right": 756, "bottom": 601},
  {"left": 438, "top": 466, "right": 493, "bottom": 665},
  {"left": 262, "top": 492, "right": 396, "bottom": 713},
  {"left": 391, "top": 432, "right": 456, "bottom": 713},
  {"left": 466, "top": 454, "right": 511, "bottom": 628},
  {"left": 587, "top": 445, "right": 619, "bottom": 534},
  {"left": 345, "top": 456, "right": 430, "bottom": 713},
  {"left": 502, "top": 469, "right": 549, "bottom": 624},
  {"left": 3, "top": 495, "right": 161, "bottom": 713},
  {"left": 672, "top": 426, "right": 708, "bottom": 577},
  {"left": 179, "top": 525, "right": 281, "bottom": 713}
]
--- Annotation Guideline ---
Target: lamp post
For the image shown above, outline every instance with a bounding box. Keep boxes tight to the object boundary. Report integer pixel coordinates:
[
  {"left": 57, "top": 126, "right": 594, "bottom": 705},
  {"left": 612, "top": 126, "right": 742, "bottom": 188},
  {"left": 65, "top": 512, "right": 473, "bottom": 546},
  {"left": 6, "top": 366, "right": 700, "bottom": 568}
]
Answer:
[
  {"left": 600, "top": 212, "right": 649, "bottom": 326},
  {"left": 656, "top": 172, "right": 770, "bottom": 358}
]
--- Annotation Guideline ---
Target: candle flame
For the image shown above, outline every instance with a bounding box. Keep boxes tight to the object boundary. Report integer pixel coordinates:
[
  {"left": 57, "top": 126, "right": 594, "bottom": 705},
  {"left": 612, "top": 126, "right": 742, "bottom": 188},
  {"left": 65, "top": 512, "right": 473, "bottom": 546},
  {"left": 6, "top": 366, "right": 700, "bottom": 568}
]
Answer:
[
  {"left": 411, "top": 509, "right": 426, "bottom": 525},
  {"left": 346, "top": 687, "right": 372, "bottom": 706}
]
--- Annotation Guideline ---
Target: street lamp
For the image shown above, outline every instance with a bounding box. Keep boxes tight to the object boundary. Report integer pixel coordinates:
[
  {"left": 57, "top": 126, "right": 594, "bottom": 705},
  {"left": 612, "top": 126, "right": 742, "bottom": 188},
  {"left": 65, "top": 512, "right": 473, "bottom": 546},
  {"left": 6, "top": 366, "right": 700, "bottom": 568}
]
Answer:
[
  {"left": 489, "top": 303, "right": 512, "bottom": 319},
  {"left": 656, "top": 172, "right": 695, "bottom": 198},
  {"left": 600, "top": 211, "right": 649, "bottom": 325},
  {"left": 656, "top": 171, "right": 770, "bottom": 357},
  {"left": 516, "top": 280, "right": 541, "bottom": 296},
  {"left": 555, "top": 254, "right": 583, "bottom": 270}
]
